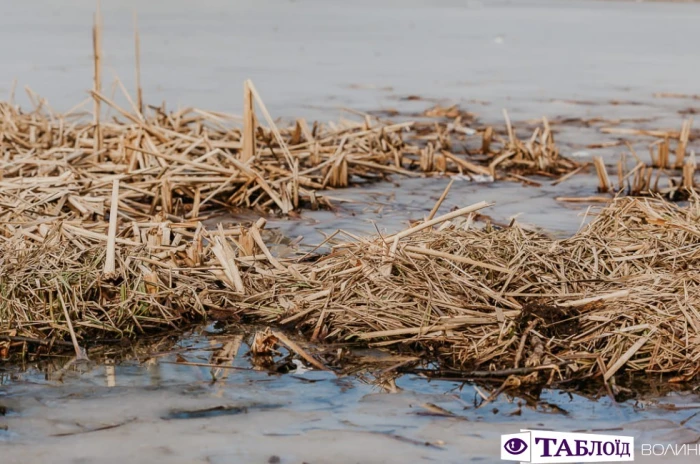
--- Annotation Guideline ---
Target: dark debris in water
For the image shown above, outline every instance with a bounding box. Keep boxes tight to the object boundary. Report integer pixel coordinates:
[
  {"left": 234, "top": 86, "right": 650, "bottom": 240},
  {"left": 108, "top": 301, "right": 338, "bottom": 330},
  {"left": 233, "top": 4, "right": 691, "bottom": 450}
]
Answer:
[
  {"left": 51, "top": 417, "right": 138, "bottom": 437},
  {"left": 162, "top": 403, "right": 284, "bottom": 420}
]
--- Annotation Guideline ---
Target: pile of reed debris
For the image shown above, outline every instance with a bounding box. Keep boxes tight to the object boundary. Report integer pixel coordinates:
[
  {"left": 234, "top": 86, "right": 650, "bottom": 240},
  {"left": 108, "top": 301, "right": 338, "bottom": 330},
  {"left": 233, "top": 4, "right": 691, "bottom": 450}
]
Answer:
[
  {"left": 0, "top": 81, "right": 574, "bottom": 225},
  {"left": 2, "top": 193, "right": 698, "bottom": 384},
  {"left": 3, "top": 12, "right": 698, "bottom": 389},
  {"left": 592, "top": 119, "right": 698, "bottom": 201}
]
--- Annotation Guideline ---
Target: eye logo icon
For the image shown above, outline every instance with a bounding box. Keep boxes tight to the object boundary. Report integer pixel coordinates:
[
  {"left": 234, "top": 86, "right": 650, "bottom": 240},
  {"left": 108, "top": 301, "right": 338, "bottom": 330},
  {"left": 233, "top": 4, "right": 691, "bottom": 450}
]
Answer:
[{"left": 504, "top": 438, "right": 528, "bottom": 455}]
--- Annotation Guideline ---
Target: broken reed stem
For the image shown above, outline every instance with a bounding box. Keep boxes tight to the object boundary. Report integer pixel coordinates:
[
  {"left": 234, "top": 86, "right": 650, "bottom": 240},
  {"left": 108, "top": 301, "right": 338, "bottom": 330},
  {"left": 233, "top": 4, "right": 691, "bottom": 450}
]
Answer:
[
  {"left": 246, "top": 80, "right": 299, "bottom": 210},
  {"left": 552, "top": 163, "right": 587, "bottom": 187},
  {"left": 604, "top": 329, "right": 655, "bottom": 381},
  {"left": 482, "top": 126, "right": 493, "bottom": 154},
  {"left": 387, "top": 201, "right": 490, "bottom": 242},
  {"left": 403, "top": 245, "right": 509, "bottom": 273},
  {"left": 242, "top": 79, "right": 255, "bottom": 163},
  {"left": 133, "top": 11, "right": 143, "bottom": 114},
  {"left": 250, "top": 223, "right": 286, "bottom": 272},
  {"left": 56, "top": 281, "right": 86, "bottom": 360},
  {"left": 103, "top": 179, "right": 120, "bottom": 278},
  {"left": 272, "top": 330, "right": 329, "bottom": 371},
  {"left": 657, "top": 137, "right": 670, "bottom": 168},
  {"left": 211, "top": 225, "right": 245, "bottom": 294},
  {"left": 92, "top": 2, "right": 103, "bottom": 152},
  {"left": 594, "top": 156, "right": 611, "bottom": 193},
  {"left": 556, "top": 289, "right": 630, "bottom": 308},
  {"left": 675, "top": 118, "right": 693, "bottom": 168},
  {"left": 503, "top": 109, "right": 515, "bottom": 146},
  {"left": 683, "top": 151, "right": 697, "bottom": 191},
  {"left": 246, "top": 86, "right": 294, "bottom": 163},
  {"left": 426, "top": 179, "right": 454, "bottom": 221}
]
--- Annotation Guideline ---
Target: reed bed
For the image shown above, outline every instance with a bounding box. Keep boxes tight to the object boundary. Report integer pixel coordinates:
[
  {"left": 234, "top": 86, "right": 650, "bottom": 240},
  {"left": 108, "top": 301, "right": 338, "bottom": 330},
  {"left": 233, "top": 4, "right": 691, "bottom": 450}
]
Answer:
[
  {"left": 3, "top": 13, "right": 697, "bottom": 390},
  {"left": 240, "top": 197, "right": 700, "bottom": 383},
  {"left": 593, "top": 150, "right": 697, "bottom": 200},
  {"left": 2, "top": 196, "right": 698, "bottom": 384},
  {"left": 591, "top": 119, "right": 698, "bottom": 200},
  {"left": 0, "top": 82, "right": 577, "bottom": 235}
]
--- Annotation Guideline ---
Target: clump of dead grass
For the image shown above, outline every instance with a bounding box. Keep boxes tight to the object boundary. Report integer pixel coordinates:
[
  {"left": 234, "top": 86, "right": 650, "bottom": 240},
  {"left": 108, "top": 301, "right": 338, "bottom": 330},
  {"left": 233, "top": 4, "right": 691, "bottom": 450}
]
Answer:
[
  {"left": 0, "top": 80, "right": 577, "bottom": 233},
  {"left": 590, "top": 119, "right": 698, "bottom": 200},
  {"left": 2, "top": 197, "right": 698, "bottom": 384},
  {"left": 487, "top": 110, "right": 578, "bottom": 179},
  {"left": 243, "top": 196, "right": 700, "bottom": 383}
]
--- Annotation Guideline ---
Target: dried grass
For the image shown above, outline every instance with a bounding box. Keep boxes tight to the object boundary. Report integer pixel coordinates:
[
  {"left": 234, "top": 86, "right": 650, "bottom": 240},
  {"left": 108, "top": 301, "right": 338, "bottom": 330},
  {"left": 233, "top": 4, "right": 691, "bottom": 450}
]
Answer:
[
  {"left": 2, "top": 196, "right": 698, "bottom": 383},
  {"left": 589, "top": 119, "right": 698, "bottom": 201},
  {"left": 0, "top": 18, "right": 695, "bottom": 384},
  {"left": 243, "top": 197, "right": 700, "bottom": 382},
  {"left": 0, "top": 83, "right": 575, "bottom": 229}
]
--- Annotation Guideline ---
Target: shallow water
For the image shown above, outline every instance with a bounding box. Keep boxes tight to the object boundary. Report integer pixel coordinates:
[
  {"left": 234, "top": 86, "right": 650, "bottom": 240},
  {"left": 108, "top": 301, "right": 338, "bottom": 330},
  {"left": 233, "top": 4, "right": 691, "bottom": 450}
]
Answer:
[
  {"left": 2, "top": 329, "right": 699, "bottom": 463},
  {"left": 3, "top": 0, "right": 700, "bottom": 123},
  {"left": 2, "top": 0, "right": 700, "bottom": 461},
  {"left": 240, "top": 174, "right": 601, "bottom": 248}
]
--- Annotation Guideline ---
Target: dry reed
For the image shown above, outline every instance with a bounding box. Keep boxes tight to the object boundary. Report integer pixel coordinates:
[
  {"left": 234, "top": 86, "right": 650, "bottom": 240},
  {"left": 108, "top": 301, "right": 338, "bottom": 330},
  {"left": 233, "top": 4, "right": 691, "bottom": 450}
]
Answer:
[
  {"left": 585, "top": 119, "right": 698, "bottom": 202},
  {"left": 2, "top": 196, "right": 698, "bottom": 384},
  {"left": 0, "top": 90, "right": 575, "bottom": 224},
  {"left": 0, "top": 19, "right": 696, "bottom": 386}
]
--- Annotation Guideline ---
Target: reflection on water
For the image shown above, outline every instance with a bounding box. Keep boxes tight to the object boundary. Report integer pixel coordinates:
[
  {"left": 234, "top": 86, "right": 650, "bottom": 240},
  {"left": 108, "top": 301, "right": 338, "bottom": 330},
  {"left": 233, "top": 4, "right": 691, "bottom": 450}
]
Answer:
[{"left": 1, "top": 327, "right": 698, "bottom": 463}]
